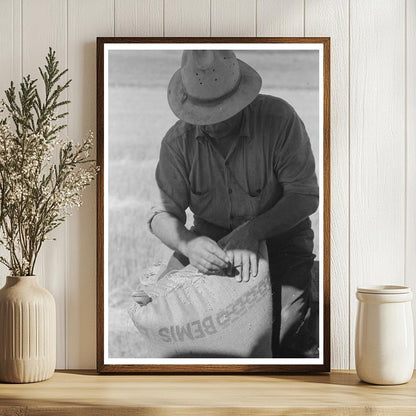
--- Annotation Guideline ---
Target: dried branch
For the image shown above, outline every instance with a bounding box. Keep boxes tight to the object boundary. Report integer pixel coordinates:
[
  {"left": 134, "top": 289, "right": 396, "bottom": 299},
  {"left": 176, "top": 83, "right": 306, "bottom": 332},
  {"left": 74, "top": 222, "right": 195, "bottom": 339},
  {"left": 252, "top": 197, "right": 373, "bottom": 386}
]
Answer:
[{"left": 0, "top": 49, "right": 97, "bottom": 276}]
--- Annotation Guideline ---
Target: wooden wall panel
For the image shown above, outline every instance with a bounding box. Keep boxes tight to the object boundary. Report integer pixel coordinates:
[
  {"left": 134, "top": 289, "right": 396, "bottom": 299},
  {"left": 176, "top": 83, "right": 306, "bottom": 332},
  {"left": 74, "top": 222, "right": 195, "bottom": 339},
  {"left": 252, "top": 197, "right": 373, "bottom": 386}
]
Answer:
[
  {"left": 257, "top": 0, "right": 304, "bottom": 36},
  {"left": 164, "top": 0, "right": 210, "bottom": 36},
  {"left": 0, "top": 0, "right": 21, "bottom": 98},
  {"left": 0, "top": 0, "right": 13, "bottom": 101},
  {"left": 0, "top": 0, "right": 21, "bottom": 286},
  {"left": 67, "top": 0, "right": 114, "bottom": 369},
  {"left": 406, "top": 0, "right": 416, "bottom": 364},
  {"left": 22, "top": 0, "right": 68, "bottom": 369},
  {"left": 305, "top": 0, "right": 350, "bottom": 370},
  {"left": 349, "top": 0, "right": 406, "bottom": 368},
  {"left": 115, "top": 0, "right": 163, "bottom": 36},
  {"left": 211, "top": 0, "right": 256, "bottom": 37}
]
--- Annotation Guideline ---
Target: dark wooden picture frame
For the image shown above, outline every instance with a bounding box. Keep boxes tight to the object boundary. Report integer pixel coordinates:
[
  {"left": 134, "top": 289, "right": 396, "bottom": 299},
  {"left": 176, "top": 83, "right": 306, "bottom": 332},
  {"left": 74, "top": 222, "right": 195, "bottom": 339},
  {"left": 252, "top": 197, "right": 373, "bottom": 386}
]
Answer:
[{"left": 97, "top": 37, "right": 330, "bottom": 374}]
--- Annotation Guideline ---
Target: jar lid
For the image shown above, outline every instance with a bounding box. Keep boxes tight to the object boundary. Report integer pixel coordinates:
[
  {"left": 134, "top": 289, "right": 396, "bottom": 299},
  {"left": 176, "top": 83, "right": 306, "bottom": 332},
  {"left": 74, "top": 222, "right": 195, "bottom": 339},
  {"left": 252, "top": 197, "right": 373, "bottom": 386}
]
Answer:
[{"left": 357, "top": 285, "right": 411, "bottom": 294}]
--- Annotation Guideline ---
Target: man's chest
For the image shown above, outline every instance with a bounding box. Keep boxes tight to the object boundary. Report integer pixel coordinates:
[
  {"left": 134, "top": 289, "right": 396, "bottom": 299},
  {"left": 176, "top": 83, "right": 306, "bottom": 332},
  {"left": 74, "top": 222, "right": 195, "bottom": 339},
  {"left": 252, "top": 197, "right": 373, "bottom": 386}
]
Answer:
[
  {"left": 187, "top": 135, "right": 276, "bottom": 195},
  {"left": 185, "top": 136, "right": 282, "bottom": 228}
]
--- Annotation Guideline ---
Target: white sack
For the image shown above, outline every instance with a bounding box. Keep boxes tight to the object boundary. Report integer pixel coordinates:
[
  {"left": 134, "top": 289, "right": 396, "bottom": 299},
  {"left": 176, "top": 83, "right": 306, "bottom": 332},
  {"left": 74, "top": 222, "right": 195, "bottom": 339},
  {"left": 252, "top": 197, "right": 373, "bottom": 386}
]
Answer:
[{"left": 128, "top": 242, "right": 273, "bottom": 358}]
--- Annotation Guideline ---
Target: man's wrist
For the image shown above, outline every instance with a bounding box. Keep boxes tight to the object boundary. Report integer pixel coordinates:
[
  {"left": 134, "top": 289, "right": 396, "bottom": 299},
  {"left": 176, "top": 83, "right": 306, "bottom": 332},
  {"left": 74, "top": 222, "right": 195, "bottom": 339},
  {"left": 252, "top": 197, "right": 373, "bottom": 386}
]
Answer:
[
  {"left": 246, "top": 218, "right": 264, "bottom": 242},
  {"left": 178, "top": 230, "right": 198, "bottom": 257}
]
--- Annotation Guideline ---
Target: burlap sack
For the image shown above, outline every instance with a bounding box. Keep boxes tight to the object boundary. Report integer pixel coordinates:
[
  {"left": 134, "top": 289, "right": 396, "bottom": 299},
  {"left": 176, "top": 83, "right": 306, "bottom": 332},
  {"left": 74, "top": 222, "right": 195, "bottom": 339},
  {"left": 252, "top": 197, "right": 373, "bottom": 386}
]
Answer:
[{"left": 128, "top": 243, "right": 273, "bottom": 358}]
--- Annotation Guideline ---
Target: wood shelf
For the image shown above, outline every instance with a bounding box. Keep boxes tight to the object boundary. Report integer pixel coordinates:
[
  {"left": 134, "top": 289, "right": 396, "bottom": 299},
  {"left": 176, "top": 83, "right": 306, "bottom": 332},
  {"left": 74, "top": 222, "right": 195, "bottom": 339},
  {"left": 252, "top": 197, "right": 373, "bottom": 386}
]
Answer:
[{"left": 0, "top": 370, "right": 415, "bottom": 415}]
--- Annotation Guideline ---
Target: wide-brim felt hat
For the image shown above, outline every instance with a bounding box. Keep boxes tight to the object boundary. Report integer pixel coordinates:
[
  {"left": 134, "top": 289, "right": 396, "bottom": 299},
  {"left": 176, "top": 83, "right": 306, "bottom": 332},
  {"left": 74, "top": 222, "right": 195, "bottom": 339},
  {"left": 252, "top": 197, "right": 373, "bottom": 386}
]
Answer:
[{"left": 167, "top": 50, "right": 262, "bottom": 125}]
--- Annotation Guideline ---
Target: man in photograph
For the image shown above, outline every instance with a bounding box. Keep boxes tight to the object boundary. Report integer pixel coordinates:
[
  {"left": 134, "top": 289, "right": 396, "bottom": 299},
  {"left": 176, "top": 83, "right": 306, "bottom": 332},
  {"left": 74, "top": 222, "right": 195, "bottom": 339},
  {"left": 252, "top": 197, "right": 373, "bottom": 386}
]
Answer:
[{"left": 148, "top": 50, "right": 319, "bottom": 358}]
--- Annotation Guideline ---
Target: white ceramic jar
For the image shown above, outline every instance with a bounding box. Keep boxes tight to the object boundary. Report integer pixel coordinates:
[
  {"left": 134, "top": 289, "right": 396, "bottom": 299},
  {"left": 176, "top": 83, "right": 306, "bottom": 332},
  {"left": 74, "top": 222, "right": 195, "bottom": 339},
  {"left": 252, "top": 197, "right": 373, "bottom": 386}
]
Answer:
[{"left": 355, "top": 285, "right": 414, "bottom": 385}]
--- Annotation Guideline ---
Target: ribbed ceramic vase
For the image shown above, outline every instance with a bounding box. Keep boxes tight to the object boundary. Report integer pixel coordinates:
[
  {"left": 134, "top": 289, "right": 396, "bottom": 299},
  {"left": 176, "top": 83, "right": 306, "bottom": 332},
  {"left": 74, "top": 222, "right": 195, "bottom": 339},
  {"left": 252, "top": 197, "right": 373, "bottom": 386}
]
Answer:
[{"left": 0, "top": 276, "right": 56, "bottom": 383}]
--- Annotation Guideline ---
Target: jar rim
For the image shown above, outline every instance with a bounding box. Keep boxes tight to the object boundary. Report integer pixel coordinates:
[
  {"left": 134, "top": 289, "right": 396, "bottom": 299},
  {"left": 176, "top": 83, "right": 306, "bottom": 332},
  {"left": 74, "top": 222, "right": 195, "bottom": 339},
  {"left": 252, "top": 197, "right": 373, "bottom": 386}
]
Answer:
[{"left": 357, "top": 285, "right": 411, "bottom": 294}]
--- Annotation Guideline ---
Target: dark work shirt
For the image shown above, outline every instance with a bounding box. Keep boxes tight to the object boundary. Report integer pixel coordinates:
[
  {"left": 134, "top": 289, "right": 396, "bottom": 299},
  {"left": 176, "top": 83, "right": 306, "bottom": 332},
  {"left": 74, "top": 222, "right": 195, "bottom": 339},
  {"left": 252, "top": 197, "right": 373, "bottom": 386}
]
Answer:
[{"left": 149, "top": 94, "right": 318, "bottom": 232}]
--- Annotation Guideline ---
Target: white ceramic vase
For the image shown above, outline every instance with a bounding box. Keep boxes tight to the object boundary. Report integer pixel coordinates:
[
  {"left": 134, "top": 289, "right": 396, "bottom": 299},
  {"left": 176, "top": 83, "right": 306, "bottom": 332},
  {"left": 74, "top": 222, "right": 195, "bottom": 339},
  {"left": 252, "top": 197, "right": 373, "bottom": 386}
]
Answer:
[
  {"left": 0, "top": 276, "right": 56, "bottom": 383},
  {"left": 355, "top": 285, "right": 414, "bottom": 385}
]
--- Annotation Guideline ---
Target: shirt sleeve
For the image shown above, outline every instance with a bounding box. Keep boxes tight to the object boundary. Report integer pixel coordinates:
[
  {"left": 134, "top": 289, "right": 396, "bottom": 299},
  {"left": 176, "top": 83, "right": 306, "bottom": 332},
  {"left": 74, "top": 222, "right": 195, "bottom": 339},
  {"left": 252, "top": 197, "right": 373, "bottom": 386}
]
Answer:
[
  {"left": 148, "top": 139, "right": 190, "bottom": 231},
  {"left": 274, "top": 110, "right": 319, "bottom": 197}
]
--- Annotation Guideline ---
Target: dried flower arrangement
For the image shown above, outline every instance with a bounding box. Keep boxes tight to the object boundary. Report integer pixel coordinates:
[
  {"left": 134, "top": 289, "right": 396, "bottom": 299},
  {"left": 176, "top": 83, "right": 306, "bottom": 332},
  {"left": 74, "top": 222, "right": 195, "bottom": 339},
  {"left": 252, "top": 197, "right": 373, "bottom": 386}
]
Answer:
[{"left": 0, "top": 48, "right": 97, "bottom": 276}]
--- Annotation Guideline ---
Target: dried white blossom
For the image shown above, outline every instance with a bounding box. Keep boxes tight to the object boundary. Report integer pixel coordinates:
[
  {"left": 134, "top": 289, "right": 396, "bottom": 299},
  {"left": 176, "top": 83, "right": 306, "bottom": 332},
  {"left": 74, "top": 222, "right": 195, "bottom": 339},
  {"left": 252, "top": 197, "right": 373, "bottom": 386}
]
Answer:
[{"left": 0, "top": 100, "right": 97, "bottom": 276}]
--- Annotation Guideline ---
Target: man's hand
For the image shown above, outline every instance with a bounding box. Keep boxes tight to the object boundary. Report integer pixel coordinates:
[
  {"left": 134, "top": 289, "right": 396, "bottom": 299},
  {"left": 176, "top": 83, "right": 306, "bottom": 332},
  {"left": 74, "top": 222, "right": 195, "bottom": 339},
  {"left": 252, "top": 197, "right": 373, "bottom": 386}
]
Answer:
[
  {"left": 218, "top": 223, "right": 260, "bottom": 283},
  {"left": 182, "top": 236, "right": 230, "bottom": 274}
]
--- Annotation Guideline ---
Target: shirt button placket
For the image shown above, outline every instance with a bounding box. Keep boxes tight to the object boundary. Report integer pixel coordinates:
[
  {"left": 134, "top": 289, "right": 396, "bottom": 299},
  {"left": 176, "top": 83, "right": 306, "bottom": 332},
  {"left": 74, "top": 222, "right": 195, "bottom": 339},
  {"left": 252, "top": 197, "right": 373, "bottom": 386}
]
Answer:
[{"left": 224, "top": 159, "right": 232, "bottom": 229}]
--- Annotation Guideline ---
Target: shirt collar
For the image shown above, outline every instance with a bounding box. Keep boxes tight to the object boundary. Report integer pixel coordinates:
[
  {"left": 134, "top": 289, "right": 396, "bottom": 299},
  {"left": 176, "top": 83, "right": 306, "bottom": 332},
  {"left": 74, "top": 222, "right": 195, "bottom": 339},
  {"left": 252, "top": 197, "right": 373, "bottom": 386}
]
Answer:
[{"left": 194, "top": 107, "right": 251, "bottom": 143}]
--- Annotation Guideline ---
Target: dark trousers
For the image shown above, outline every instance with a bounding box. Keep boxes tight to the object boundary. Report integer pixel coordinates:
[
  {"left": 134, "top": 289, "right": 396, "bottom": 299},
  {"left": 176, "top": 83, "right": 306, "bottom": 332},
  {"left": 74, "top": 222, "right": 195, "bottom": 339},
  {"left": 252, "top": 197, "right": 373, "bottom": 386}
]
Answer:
[
  {"left": 266, "top": 219, "right": 317, "bottom": 357},
  {"left": 166, "top": 218, "right": 317, "bottom": 358}
]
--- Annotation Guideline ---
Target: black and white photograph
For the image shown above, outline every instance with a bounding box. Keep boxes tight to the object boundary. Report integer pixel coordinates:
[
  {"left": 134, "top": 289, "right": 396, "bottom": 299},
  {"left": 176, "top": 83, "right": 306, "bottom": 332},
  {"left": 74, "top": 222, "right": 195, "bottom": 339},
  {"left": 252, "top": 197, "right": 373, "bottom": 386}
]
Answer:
[{"left": 97, "top": 39, "right": 330, "bottom": 373}]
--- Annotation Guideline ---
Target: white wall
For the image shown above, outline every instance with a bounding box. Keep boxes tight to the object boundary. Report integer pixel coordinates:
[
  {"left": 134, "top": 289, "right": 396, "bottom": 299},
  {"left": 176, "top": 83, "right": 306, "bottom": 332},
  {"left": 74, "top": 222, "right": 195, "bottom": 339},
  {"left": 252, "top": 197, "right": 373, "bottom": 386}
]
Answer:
[{"left": 0, "top": 0, "right": 414, "bottom": 370}]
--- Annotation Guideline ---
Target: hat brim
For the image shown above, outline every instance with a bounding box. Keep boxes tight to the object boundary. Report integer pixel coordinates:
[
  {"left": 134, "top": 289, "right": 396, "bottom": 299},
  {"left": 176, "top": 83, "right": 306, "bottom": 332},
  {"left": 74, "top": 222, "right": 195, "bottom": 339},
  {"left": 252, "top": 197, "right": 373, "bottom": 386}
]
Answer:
[{"left": 167, "top": 59, "right": 262, "bottom": 125}]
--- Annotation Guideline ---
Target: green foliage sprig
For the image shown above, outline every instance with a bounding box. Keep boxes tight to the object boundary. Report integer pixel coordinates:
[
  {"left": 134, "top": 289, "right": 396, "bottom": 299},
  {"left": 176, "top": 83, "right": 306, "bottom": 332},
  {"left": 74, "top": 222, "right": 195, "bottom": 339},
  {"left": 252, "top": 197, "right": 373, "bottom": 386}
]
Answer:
[{"left": 0, "top": 48, "right": 97, "bottom": 276}]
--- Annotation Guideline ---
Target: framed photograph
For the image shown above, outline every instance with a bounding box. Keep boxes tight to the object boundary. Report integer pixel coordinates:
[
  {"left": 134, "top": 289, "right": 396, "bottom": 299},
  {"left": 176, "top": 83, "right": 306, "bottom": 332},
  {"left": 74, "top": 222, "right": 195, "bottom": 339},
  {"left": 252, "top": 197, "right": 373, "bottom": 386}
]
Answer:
[{"left": 97, "top": 37, "right": 330, "bottom": 373}]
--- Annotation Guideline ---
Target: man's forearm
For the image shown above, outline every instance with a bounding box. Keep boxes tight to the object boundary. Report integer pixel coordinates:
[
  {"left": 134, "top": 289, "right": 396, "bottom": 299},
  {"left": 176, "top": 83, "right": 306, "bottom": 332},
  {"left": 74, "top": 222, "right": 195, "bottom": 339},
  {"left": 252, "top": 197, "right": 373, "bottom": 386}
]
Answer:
[
  {"left": 247, "top": 193, "right": 319, "bottom": 241},
  {"left": 150, "top": 212, "right": 195, "bottom": 255},
  {"left": 150, "top": 212, "right": 230, "bottom": 273}
]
